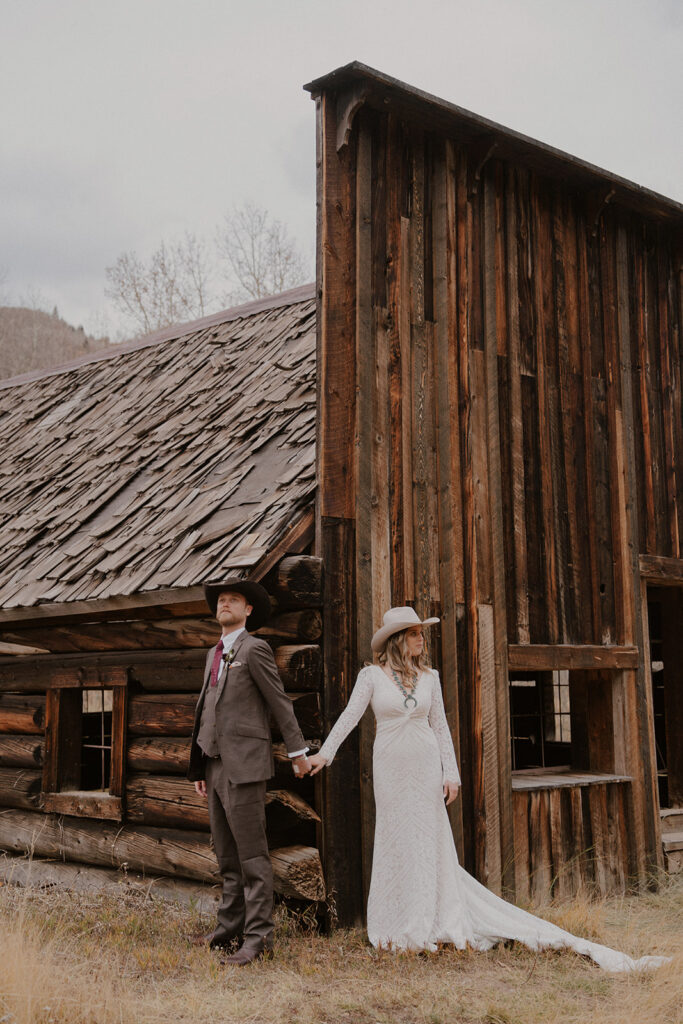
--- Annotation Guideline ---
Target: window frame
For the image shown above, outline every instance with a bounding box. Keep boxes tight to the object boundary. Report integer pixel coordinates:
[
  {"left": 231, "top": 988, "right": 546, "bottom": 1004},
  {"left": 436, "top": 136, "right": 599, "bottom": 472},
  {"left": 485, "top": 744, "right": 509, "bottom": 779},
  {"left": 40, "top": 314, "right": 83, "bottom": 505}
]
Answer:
[
  {"left": 509, "top": 670, "right": 573, "bottom": 772},
  {"left": 41, "top": 666, "right": 127, "bottom": 821}
]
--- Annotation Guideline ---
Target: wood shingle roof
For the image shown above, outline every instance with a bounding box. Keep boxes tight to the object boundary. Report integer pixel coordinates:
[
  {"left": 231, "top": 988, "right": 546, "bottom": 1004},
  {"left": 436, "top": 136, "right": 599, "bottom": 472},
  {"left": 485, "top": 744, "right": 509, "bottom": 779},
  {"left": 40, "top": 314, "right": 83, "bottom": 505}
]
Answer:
[{"left": 0, "top": 285, "right": 316, "bottom": 610}]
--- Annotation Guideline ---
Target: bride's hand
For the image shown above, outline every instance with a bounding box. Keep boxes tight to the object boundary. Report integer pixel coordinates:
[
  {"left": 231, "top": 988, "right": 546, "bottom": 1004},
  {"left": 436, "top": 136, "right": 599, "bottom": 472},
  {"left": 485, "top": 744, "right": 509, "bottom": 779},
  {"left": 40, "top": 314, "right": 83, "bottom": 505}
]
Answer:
[
  {"left": 443, "top": 781, "right": 460, "bottom": 805},
  {"left": 308, "top": 753, "right": 328, "bottom": 776}
]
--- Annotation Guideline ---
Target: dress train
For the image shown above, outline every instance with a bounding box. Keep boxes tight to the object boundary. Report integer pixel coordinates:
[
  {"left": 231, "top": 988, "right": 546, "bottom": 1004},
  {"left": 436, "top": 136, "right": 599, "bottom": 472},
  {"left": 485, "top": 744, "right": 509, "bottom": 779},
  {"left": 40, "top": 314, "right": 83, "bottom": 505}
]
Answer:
[{"left": 318, "top": 666, "right": 670, "bottom": 972}]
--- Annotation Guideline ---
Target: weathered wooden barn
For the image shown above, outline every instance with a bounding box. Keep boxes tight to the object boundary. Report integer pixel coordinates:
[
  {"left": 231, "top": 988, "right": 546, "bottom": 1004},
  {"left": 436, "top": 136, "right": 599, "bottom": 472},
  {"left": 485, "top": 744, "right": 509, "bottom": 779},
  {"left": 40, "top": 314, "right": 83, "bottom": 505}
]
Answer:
[
  {"left": 0, "top": 63, "right": 681, "bottom": 929},
  {"left": 305, "top": 63, "right": 683, "bottom": 922},
  {"left": 0, "top": 286, "right": 327, "bottom": 905}
]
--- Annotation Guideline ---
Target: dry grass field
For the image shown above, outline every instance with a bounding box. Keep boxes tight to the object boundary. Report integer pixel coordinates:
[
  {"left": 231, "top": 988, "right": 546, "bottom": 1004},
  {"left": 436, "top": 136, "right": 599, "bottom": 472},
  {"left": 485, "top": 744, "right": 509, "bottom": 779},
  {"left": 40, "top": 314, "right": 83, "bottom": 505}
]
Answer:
[{"left": 0, "top": 870, "right": 681, "bottom": 1024}]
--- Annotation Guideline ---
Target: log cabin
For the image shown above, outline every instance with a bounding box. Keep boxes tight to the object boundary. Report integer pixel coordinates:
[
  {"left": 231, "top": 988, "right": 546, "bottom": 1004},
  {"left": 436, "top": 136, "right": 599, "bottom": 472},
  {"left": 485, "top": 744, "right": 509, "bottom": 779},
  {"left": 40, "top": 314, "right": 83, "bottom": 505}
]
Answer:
[
  {"left": 0, "top": 63, "right": 681, "bottom": 927},
  {"left": 0, "top": 286, "right": 327, "bottom": 905}
]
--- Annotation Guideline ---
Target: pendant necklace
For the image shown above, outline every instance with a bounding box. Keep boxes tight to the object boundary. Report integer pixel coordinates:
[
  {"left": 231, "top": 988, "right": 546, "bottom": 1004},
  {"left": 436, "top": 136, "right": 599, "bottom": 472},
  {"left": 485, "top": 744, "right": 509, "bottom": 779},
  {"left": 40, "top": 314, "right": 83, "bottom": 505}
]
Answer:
[{"left": 390, "top": 668, "right": 418, "bottom": 709}]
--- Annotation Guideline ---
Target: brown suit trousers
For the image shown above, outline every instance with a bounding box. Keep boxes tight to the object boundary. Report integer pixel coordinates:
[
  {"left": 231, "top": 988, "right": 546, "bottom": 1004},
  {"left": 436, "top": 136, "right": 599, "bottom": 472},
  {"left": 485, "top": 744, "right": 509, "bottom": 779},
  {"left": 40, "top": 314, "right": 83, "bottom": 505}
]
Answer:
[{"left": 205, "top": 757, "right": 272, "bottom": 948}]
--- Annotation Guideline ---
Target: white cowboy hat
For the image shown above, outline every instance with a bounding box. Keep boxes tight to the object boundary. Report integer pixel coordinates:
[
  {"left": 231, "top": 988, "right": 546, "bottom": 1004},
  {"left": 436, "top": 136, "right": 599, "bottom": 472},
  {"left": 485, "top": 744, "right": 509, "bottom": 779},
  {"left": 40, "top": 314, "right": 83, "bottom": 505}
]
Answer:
[{"left": 371, "top": 606, "right": 440, "bottom": 652}]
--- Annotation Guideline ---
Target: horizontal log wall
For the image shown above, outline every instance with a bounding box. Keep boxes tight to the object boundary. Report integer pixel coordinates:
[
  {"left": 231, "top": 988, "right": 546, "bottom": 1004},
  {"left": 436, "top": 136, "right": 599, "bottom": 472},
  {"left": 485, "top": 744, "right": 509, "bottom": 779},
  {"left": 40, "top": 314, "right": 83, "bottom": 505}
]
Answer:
[
  {"left": 0, "top": 555, "right": 325, "bottom": 902},
  {"left": 0, "top": 808, "right": 324, "bottom": 901}
]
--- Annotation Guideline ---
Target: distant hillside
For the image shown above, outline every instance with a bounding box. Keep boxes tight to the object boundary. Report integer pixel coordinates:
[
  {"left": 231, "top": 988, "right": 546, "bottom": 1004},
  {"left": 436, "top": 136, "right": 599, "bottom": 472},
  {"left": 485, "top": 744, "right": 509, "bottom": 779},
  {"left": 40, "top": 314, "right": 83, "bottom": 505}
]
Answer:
[{"left": 0, "top": 307, "right": 110, "bottom": 380}]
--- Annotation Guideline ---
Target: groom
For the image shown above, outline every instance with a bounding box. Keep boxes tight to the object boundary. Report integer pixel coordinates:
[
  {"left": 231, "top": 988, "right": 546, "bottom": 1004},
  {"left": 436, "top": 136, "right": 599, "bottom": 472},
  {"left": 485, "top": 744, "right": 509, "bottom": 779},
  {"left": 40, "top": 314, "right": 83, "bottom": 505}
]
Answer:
[{"left": 188, "top": 578, "right": 310, "bottom": 964}]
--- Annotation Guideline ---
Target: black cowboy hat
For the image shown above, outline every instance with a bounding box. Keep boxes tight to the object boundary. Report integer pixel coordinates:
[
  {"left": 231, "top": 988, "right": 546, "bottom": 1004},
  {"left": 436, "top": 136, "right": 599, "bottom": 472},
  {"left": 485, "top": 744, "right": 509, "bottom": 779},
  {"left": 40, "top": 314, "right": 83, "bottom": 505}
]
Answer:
[{"left": 203, "top": 578, "right": 271, "bottom": 632}]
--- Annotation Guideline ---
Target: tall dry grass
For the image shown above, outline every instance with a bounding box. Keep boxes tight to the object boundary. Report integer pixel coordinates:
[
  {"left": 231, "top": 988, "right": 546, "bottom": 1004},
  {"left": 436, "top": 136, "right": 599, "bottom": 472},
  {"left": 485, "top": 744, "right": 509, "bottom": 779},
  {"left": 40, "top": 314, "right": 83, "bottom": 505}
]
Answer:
[{"left": 0, "top": 870, "right": 680, "bottom": 1024}]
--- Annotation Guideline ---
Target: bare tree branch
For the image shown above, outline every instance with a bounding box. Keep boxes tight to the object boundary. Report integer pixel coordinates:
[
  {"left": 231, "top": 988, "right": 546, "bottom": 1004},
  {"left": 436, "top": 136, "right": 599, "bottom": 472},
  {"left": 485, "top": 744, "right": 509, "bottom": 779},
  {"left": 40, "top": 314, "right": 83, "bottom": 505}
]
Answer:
[
  {"left": 216, "top": 202, "right": 307, "bottom": 301},
  {"left": 104, "top": 205, "right": 309, "bottom": 337},
  {"left": 105, "top": 232, "right": 213, "bottom": 336}
]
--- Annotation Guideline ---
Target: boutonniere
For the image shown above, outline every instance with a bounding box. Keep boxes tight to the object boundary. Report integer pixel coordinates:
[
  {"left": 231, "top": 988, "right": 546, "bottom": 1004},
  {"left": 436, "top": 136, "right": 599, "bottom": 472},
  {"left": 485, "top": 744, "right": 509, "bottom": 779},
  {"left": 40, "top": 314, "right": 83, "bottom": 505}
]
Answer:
[{"left": 223, "top": 648, "right": 237, "bottom": 668}]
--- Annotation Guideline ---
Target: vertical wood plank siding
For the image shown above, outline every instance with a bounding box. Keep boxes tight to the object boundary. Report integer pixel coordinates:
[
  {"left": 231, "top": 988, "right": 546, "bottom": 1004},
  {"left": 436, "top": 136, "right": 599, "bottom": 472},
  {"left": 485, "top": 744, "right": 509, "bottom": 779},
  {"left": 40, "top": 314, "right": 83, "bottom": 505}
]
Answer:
[
  {"left": 316, "top": 93, "right": 365, "bottom": 924},
  {"left": 315, "top": 84, "right": 682, "bottom": 917},
  {"left": 513, "top": 781, "right": 635, "bottom": 902}
]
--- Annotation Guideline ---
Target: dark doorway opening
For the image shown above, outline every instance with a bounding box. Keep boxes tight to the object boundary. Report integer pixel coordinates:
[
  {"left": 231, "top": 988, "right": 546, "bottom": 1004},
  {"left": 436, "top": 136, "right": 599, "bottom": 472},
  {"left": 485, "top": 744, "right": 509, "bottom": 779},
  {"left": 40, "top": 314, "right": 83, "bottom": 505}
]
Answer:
[{"left": 647, "top": 587, "right": 683, "bottom": 808}]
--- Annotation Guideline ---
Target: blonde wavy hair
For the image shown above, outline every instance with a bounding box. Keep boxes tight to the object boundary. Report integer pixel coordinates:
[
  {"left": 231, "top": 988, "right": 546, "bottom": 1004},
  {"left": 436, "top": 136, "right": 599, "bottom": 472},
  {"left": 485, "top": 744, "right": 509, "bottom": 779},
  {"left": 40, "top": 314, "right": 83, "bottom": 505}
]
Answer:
[{"left": 376, "top": 628, "right": 431, "bottom": 684}]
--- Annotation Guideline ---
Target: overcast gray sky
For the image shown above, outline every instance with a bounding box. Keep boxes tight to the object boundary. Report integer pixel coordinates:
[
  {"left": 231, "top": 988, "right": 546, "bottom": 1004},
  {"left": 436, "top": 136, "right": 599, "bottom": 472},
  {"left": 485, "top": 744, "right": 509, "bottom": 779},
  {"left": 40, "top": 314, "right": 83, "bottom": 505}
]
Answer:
[{"left": 2, "top": 0, "right": 681, "bottom": 337}]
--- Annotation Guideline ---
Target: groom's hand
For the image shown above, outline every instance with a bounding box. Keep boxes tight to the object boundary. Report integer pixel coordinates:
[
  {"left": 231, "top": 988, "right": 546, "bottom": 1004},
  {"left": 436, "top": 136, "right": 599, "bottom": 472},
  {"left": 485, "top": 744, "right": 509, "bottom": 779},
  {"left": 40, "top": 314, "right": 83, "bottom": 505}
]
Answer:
[
  {"left": 194, "top": 780, "right": 207, "bottom": 798},
  {"left": 291, "top": 754, "right": 311, "bottom": 777}
]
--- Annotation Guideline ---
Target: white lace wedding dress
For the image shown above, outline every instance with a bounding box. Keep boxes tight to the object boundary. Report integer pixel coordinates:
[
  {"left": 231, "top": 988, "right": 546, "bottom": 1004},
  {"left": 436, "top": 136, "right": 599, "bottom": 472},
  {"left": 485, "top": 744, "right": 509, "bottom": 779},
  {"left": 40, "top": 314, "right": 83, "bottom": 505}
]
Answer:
[{"left": 318, "top": 665, "right": 669, "bottom": 971}]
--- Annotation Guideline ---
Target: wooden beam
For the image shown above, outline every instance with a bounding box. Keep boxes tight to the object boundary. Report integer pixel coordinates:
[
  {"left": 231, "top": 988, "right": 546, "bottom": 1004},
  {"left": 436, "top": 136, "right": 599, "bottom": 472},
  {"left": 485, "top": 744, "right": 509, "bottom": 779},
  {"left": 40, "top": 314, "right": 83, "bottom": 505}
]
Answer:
[
  {"left": 0, "top": 808, "right": 325, "bottom": 900},
  {"left": 128, "top": 694, "right": 196, "bottom": 736},
  {"left": 0, "top": 735, "right": 43, "bottom": 769},
  {"left": 0, "top": 587, "right": 208, "bottom": 629},
  {"left": 483, "top": 170, "right": 514, "bottom": 895},
  {"left": 507, "top": 644, "right": 639, "bottom": 670},
  {"left": 125, "top": 774, "right": 319, "bottom": 836},
  {"left": 0, "top": 696, "right": 45, "bottom": 734},
  {"left": 433, "top": 141, "right": 464, "bottom": 857},
  {"left": 270, "top": 555, "right": 323, "bottom": 609},
  {"left": 46, "top": 667, "right": 128, "bottom": 689},
  {"left": 511, "top": 769, "right": 632, "bottom": 790},
  {"left": 127, "top": 736, "right": 190, "bottom": 775},
  {"left": 0, "top": 618, "right": 219, "bottom": 654},
  {"left": 354, "top": 116, "right": 376, "bottom": 910},
  {"left": 615, "top": 224, "right": 662, "bottom": 876},
  {"left": 0, "top": 644, "right": 321, "bottom": 694},
  {"left": 0, "top": 641, "right": 50, "bottom": 656},
  {"left": 0, "top": 649, "right": 204, "bottom": 692},
  {"left": 335, "top": 83, "right": 369, "bottom": 150},
  {"left": 639, "top": 554, "right": 683, "bottom": 585},
  {"left": 41, "top": 792, "right": 123, "bottom": 821},
  {"left": 126, "top": 736, "right": 320, "bottom": 782},
  {"left": 0, "top": 853, "right": 221, "bottom": 913},
  {"left": 0, "top": 766, "right": 42, "bottom": 810},
  {"left": 126, "top": 773, "right": 210, "bottom": 831},
  {"left": 42, "top": 688, "right": 81, "bottom": 794},
  {"left": 256, "top": 609, "right": 322, "bottom": 643},
  {"left": 315, "top": 82, "right": 364, "bottom": 927},
  {"left": 317, "top": 92, "right": 356, "bottom": 524},
  {"left": 504, "top": 166, "right": 530, "bottom": 644}
]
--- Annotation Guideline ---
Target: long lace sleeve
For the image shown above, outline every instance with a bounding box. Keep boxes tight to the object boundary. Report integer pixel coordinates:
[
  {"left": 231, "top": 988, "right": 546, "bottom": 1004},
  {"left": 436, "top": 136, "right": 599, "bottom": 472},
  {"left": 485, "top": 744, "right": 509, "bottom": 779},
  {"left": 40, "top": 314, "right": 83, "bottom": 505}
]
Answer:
[
  {"left": 317, "top": 666, "right": 375, "bottom": 765},
  {"left": 428, "top": 669, "right": 461, "bottom": 785}
]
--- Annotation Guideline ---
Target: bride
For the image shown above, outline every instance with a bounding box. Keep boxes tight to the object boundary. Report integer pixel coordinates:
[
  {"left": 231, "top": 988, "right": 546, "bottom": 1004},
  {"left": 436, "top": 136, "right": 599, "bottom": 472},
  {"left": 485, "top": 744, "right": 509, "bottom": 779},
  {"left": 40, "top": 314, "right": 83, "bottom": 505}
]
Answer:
[{"left": 308, "top": 607, "right": 669, "bottom": 972}]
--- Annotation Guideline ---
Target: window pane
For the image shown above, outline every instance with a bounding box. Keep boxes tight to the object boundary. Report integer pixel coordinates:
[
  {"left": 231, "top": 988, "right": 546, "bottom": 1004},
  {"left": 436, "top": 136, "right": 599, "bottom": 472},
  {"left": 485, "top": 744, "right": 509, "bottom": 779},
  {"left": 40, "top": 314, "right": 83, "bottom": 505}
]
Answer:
[{"left": 81, "top": 687, "right": 113, "bottom": 791}]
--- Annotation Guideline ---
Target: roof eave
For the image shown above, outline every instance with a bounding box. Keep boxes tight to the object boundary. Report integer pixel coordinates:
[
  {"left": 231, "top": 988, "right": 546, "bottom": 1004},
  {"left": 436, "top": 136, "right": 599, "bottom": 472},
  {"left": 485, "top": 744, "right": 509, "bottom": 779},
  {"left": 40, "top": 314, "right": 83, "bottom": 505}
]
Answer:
[{"left": 304, "top": 61, "right": 683, "bottom": 223}]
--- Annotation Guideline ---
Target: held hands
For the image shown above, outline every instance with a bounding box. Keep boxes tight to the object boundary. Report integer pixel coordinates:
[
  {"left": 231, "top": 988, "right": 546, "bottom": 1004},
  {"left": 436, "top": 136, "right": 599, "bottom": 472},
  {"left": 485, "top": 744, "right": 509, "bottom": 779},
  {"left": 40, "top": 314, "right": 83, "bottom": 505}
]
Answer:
[
  {"left": 195, "top": 758, "right": 312, "bottom": 794},
  {"left": 307, "top": 753, "right": 328, "bottom": 776},
  {"left": 443, "top": 781, "right": 460, "bottom": 806},
  {"left": 291, "top": 754, "right": 312, "bottom": 777}
]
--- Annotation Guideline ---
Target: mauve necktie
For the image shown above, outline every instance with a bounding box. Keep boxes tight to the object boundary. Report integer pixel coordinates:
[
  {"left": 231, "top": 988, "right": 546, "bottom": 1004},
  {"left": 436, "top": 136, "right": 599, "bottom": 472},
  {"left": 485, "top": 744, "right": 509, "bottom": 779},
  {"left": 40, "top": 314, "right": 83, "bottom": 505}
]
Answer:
[{"left": 210, "top": 642, "right": 223, "bottom": 687}]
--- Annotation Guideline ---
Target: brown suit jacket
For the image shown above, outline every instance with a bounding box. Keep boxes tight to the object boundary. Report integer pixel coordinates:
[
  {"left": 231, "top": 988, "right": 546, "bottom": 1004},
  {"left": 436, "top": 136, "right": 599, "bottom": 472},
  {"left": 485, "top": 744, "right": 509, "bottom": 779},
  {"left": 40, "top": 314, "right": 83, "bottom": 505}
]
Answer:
[{"left": 188, "top": 630, "right": 306, "bottom": 784}]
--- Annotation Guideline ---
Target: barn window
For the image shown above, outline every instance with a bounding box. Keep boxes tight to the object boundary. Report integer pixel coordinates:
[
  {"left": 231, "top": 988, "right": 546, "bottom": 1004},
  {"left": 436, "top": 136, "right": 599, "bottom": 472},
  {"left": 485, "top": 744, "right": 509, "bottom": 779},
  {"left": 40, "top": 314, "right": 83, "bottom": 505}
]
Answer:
[
  {"left": 509, "top": 671, "right": 572, "bottom": 771},
  {"left": 41, "top": 669, "right": 127, "bottom": 820}
]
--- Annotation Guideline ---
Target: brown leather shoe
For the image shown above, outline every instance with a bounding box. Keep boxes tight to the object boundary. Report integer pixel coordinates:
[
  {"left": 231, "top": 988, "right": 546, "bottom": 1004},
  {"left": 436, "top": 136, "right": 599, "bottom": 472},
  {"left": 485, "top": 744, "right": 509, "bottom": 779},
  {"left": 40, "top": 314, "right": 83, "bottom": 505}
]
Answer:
[
  {"left": 188, "top": 930, "right": 241, "bottom": 951},
  {"left": 222, "top": 944, "right": 273, "bottom": 966}
]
